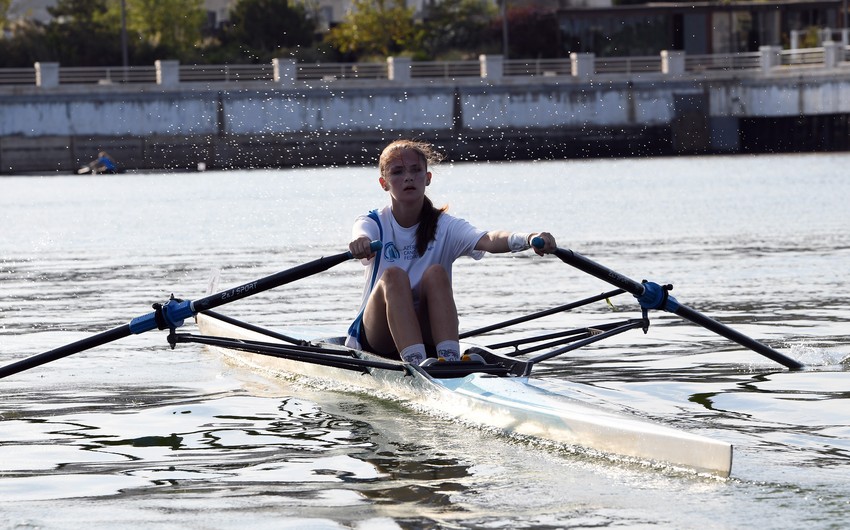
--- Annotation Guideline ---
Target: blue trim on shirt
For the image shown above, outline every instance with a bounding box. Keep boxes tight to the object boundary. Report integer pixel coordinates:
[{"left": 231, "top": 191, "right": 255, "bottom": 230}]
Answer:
[{"left": 347, "top": 209, "right": 383, "bottom": 346}]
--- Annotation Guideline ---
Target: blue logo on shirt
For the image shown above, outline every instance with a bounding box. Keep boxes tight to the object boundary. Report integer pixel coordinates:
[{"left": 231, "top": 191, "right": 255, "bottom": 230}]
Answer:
[{"left": 384, "top": 242, "right": 400, "bottom": 262}]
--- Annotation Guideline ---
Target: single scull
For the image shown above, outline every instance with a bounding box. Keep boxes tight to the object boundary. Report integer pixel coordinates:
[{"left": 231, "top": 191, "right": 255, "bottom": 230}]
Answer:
[
  {"left": 0, "top": 241, "right": 805, "bottom": 479},
  {"left": 189, "top": 309, "right": 734, "bottom": 477}
]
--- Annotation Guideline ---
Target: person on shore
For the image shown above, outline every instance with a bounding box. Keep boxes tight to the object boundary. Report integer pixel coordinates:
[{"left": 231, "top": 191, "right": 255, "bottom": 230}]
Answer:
[
  {"left": 346, "top": 139, "right": 557, "bottom": 365},
  {"left": 88, "top": 151, "right": 118, "bottom": 174}
]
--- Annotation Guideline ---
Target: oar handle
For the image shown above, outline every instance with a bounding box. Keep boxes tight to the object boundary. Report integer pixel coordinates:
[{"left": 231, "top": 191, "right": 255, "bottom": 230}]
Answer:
[{"left": 534, "top": 238, "right": 803, "bottom": 370}]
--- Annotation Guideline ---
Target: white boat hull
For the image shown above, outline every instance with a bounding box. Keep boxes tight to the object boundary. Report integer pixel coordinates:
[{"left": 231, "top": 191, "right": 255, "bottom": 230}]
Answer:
[{"left": 195, "top": 312, "right": 733, "bottom": 477}]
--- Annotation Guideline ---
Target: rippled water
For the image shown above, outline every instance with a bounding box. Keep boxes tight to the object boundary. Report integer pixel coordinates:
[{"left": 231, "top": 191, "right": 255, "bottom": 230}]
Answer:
[{"left": 1, "top": 153, "right": 849, "bottom": 529}]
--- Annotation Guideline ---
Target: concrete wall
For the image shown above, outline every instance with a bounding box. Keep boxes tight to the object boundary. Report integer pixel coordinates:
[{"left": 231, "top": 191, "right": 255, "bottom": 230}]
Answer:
[{"left": 2, "top": 70, "right": 850, "bottom": 173}]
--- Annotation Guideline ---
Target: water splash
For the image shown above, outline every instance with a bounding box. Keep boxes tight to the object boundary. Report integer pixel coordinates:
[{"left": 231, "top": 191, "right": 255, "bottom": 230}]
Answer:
[{"left": 788, "top": 341, "right": 850, "bottom": 368}]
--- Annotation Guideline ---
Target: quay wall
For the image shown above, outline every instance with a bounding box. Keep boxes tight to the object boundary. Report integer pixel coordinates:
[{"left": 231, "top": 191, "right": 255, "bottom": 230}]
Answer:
[{"left": 2, "top": 69, "right": 850, "bottom": 173}]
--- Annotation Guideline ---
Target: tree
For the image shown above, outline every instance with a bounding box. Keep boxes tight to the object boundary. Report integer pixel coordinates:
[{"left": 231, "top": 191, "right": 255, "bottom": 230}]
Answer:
[
  {"left": 227, "top": 0, "right": 316, "bottom": 59},
  {"left": 43, "top": 0, "right": 124, "bottom": 65},
  {"left": 1, "top": 0, "right": 11, "bottom": 30},
  {"left": 119, "top": 0, "right": 206, "bottom": 59},
  {"left": 325, "top": 0, "right": 418, "bottom": 58},
  {"left": 419, "top": 0, "right": 497, "bottom": 58},
  {"left": 0, "top": 22, "right": 53, "bottom": 67}
]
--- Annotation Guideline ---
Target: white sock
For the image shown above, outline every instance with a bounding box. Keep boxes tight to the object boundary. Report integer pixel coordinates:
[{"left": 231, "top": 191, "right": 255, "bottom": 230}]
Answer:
[
  {"left": 399, "top": 344, "right": 427, "bottom": 365},
  {"left": 435, "top": 340, "right": 460, "bottom": 362}
]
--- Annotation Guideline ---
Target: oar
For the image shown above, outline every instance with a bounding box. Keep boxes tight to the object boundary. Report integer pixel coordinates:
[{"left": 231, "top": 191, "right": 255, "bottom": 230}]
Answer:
[
  {"left": 533, "top": 238, "right": 803, "bottom": 370},
  {"left": 0, "top": 242, "right": 381, "bottom": 379}
]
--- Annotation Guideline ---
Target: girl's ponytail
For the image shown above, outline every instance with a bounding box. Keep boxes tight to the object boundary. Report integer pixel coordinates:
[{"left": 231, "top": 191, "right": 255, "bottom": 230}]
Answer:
[{"left": 417, "top": 196, "right": 447, "bottom": 256}]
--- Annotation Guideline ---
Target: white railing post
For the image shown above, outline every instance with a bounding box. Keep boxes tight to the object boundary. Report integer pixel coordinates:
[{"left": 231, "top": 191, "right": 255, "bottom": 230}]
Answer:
[
  {"left": 387, "top": 57, "right": 411, "bottom": 82},
  {"left": 823, "top": 41, "right": 841, "bottom": 68},
  {"left": 479, "top": 54, "right": 504, "bottom": 79},
  {"left": 570, "top": 53, "right": 594, "bottom": 78},
  {"left": 661, "top": 50, "right": 686, "bottom": 75},
  {"left": 34, "top": 62, "right": 60, "bottom": 88},
  {"left": 273, "top": 58, "right": 297, "bottom": 86},
  {"left": 790, "top": 30, "right": 801, "bottom": 50},
  {"left": 155, "top": 60, "right": 180, "bottom": 86},
  {"left": 759, "top": 46, "right": 782, "bottom": 71}
]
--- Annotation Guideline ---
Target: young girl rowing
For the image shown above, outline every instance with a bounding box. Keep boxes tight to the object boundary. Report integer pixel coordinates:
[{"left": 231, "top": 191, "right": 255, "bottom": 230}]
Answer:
[{"left": 346, "top": 140, "right": 557, "bottom": 364}]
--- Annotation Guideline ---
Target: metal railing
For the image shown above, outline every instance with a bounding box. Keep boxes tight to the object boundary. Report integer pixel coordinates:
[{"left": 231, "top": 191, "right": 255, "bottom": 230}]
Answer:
[
  {"left": 2, "top": 46, "right": 848, "bottom": 87},
  {"left": 180, "top": 64, "right": 272, "bottom": 82},
  {"left": 298, "top": 62, "right": 386, "bottom": 80},
  {"left": 411, "top": 60, "right": 480, "bottom": 79},
  {"left": 782, "top": 47, "right": 826, "bottom": 66},
  {"left": 685, "top": 52, "right": 761, "bottom": 72},
  {"left": 504, "top": 58, "right": 572, "bottom": 77},
  {"left": 0, "top": 67, "right": 36, "bottom": 85},
  {"left": 594, "top": 56, "right": 661, "bottom": 74},
  {"left": 57, "top": 65, "right": 157, "bottom": 84}
]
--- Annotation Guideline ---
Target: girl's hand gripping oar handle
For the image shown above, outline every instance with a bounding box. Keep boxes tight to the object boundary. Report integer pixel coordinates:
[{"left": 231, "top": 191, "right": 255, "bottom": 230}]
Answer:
[
  {"left": 0, "top": 242, "right": 382, "bottom": 380},
  {"left": 532, "top": 238, "right": 803, "bottom": 370}
]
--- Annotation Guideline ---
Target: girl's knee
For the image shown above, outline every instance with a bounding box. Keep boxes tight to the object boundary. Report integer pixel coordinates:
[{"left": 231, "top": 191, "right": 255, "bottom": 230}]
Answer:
[
  {"left": 421, "top": 264, "right": 451, "bottom": 291},
  {"left": 379, "top": 266, "right": 412, "bottom": 290}
]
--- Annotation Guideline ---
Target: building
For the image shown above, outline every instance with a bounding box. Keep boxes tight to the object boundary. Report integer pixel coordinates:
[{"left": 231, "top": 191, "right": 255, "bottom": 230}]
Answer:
[{"left": 556, "top": 0, "right": 845, "bottom": 56}]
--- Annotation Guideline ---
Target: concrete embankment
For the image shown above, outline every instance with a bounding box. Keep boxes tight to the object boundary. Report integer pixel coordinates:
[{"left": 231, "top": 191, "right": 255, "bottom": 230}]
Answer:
[{"left": 2, "top": 69, "right": 850, "bottom": 173}]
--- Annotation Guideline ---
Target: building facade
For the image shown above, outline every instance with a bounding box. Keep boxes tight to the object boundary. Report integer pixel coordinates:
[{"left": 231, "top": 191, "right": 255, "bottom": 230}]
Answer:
[{"left": 557, "top": 0, "right": 844, "bottom": 56}]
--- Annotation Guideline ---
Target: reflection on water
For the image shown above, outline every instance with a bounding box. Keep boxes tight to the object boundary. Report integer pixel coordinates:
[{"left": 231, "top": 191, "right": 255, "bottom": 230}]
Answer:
[{"left": 1, "top": 386, "right": 479, "bottom": 511}]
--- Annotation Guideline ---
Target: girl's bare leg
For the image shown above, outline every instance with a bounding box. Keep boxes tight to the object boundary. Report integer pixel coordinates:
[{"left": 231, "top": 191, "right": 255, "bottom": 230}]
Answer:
[
  {"left": 361, "top": 267, "right": 423, "bottom": 355},
  {"left": 418, "top": 265, "right": 459, "bottom": 345}
]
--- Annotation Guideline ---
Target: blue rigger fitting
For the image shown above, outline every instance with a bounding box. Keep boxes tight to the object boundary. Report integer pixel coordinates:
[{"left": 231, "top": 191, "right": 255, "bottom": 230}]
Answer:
[
  {"left": 159, "top": 297, "right": 194, "bottom": 329},
  {"left": 636, "top": 281, "right": 679, "bottom": 313},
  {"left": 129, "top": 296, "right": 194, "bottom": 334}
]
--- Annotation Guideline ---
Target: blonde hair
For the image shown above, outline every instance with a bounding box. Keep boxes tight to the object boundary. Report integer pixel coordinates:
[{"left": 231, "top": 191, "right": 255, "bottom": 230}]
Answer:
[
  {"left": 379, "top": 139, "right": 444, "bottom": 177},
  {"left": 379, "top": 140, "right": 447, "bottom": 256}
]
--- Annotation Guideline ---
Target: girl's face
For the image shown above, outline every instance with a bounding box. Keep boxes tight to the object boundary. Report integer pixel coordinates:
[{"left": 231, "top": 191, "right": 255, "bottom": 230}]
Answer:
[{"left": 379, "top": 149, "right": 431, "bottom": 204}]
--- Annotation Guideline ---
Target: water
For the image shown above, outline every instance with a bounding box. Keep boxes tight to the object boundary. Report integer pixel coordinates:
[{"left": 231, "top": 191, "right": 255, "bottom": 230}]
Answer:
[{"left": 1, "top": 153, "right": 849, "bottom": 529}]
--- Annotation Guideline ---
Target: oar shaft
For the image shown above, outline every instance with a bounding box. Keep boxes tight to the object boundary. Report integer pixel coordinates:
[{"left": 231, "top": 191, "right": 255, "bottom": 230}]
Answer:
[
  {"left": 1, "top": 244, "right": 377, "bottom": 379},
  {"left": 0, "top": 324, "right": 132, "bottom": 379},
  {"left": 548, "top": 246, "right": 803, "bottom": 370},
  {"left": 193, "top": 251, "right": 355, "bottom": 314},
  {"left": 552, "top": 248, "right": 645, "bottom": 296},
  {"left": 130, "top": 248, "right": 370, "bottom": 335},
  {"left": 674, "top": 304, "right": 803, "bottom": 369}
]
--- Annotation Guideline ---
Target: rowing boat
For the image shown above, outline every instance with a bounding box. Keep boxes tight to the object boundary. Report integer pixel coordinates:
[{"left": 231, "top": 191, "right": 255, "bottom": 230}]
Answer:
[
  {"left": 190, "top": 310, "right": 734, "bottom": 477},
  {"left": 0, "top": 242, "right": 805, "bottom": 480}
]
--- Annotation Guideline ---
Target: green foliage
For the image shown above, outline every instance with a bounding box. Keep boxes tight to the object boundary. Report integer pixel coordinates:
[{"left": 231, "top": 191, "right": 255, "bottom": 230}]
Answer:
[
  {"left": 799, "top": 26, "right": 822, "bottom": 48},
  {"left": 43, "top": 0, "right": 124, "bottom": 65},
  {"left": 326, "top": 0, "right": 418, "bottom": 57},
  {"left": 321, "top": 0, "right": 557, "bottom": 61},
  {"left": 0, "top": 0, "right": 562, "bottom": 66},
  {"left": 228, "top": 0, "right": 316, "bottom": 53},
  {"left": 0, "top": 0, "right": 12, "bottom": 29},
  {"left": 0, "top": 22, "right": 53, "bottom": 67},
  {"left": 0, "top": 0, "right": 209, "bottom": 65},
  {"left": 419, "top": 0, "right": 498, "bottom": 58},
  {"left": 120, "top": 0, "right": 206, "bottom": 58}
]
